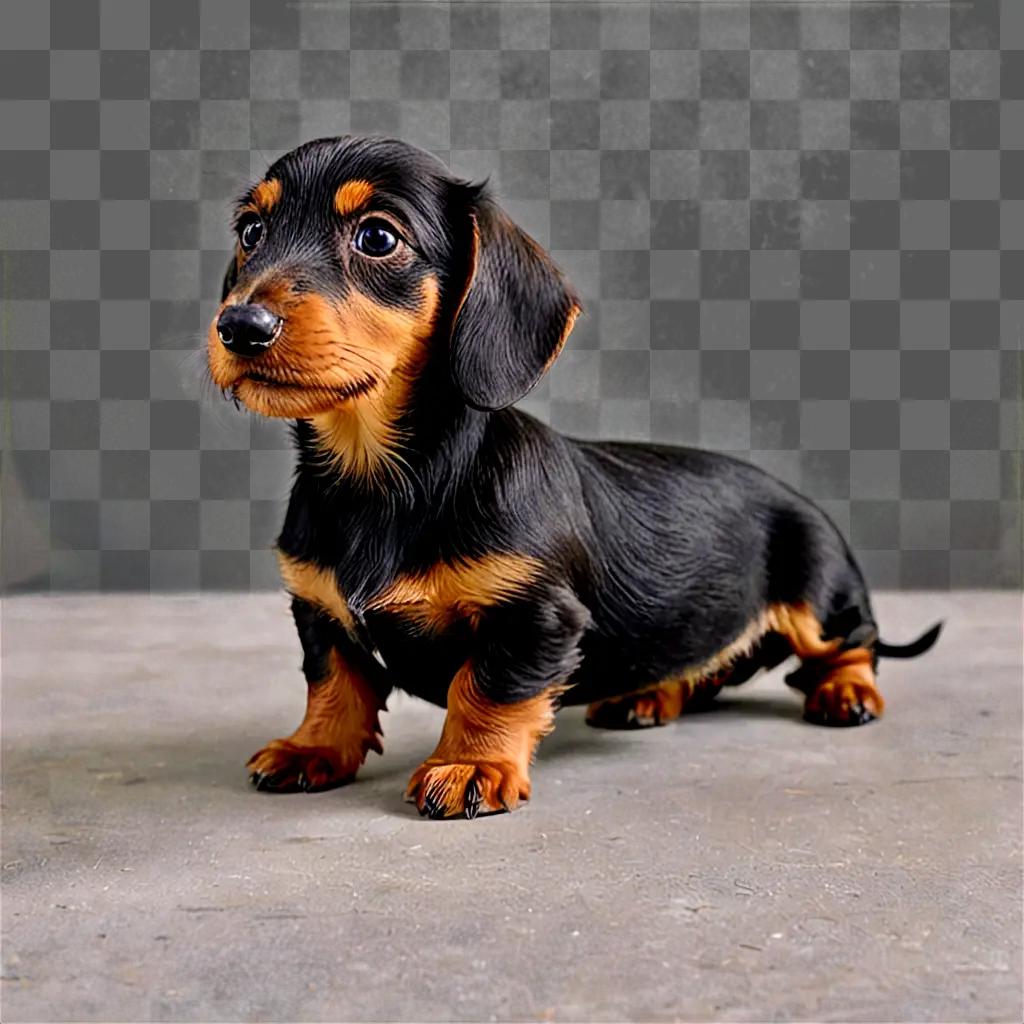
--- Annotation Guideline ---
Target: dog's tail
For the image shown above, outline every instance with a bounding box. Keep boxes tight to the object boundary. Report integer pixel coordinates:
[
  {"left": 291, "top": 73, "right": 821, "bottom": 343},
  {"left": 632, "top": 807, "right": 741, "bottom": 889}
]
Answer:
[{"left": 875, "top": 621, "right": 943, "bottom": 659}]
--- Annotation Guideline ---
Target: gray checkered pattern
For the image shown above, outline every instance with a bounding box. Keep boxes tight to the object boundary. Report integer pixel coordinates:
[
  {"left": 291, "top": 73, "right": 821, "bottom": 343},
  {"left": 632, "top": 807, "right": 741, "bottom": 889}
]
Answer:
[{"left": 2, "top": 0, "right": 1021, "bottom": 591}]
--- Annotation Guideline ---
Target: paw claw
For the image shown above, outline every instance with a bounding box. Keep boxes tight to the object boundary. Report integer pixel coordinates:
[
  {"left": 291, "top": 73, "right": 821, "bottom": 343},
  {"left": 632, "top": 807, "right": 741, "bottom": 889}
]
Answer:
[
  {"left": 463, "top": 780, "right": 482, "bottom": 820},
  {"left": 407, "top": 762, "right": 523, "bottom": 820},
  {"left": 422, "top": 790, "right": 446, "bottom": 820},
  {"left": 850, "top": 702, "right": 877, "bottom": 726}
]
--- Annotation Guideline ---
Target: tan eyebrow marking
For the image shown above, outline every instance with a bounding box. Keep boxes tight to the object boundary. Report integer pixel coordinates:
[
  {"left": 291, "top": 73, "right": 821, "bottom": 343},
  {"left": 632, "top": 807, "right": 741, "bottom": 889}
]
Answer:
[
  {"left": 334, "top": 179, "right": 375, "bottom": 217},
  {"left": 251, "top": 178, "right": 282, "bottom": 213}
]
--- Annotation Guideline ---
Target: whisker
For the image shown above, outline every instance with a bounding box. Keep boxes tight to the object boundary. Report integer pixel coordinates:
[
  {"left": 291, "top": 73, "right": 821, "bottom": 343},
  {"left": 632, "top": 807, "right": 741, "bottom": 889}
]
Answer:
[{"left": 334, "top": 348, "right": 387, "bottom": 373}]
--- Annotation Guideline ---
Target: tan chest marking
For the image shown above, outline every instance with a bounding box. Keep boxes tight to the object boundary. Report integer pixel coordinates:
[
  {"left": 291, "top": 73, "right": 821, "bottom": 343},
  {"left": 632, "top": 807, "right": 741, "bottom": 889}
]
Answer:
[
  {"left": 368, "top": 553, "right": 544, "bottom": 632},
  {"left": 277, "top": 551, "right": 355, "bottom": 632},
  {"left": 278, "top": 550, "right": 543, "bottom": 638}
]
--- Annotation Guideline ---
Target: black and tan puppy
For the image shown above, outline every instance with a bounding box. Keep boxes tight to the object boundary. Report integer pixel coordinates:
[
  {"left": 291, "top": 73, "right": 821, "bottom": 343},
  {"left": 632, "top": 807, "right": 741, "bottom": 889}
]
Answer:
[{"left": 207, "top": 136, "right": 940, "bottom": 820}]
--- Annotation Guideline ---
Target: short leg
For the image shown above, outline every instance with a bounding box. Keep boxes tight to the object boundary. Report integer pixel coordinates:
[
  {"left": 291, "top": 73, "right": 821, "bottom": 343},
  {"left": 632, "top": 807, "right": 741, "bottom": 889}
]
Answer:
[
  {"left": 776, "top": 603, "right": 884, "bottom": 727},
  {"left": 406, "top": 585, "right": 590, "bottom": 819},
  {"left": 405, "top": 663, "right": 561, "bottom": 818},
  {"left": 248, "top": 600, "right": 389, "bottom": 792},
  {"left": 586, "top": 676, "right": 723, "bottom": 730}
]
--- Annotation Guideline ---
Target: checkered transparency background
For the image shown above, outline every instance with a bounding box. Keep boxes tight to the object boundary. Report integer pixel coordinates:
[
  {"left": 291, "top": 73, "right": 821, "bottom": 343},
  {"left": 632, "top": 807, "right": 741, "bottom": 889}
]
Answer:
[{"left": 1, "top": 0, "right": 1021, "bottom": 592}]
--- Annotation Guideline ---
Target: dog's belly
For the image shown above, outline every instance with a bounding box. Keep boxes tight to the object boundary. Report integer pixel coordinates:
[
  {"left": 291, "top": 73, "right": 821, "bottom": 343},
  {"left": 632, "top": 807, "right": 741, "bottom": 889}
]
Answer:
[
  {"left": 366, "top": 600, "right": 761, "bottom": 710},
  {"left": 562, "top": 605, "right": 790, "bottom": 706},
  {"left": 559, "top": 617, "right": 755, "bottom": 707}
]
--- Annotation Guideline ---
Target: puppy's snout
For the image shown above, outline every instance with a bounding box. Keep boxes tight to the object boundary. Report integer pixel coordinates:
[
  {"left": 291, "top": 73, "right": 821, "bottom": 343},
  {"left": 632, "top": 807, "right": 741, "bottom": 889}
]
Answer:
[{"left": 217, "top": 304, "right": 282, "bottom": 357}]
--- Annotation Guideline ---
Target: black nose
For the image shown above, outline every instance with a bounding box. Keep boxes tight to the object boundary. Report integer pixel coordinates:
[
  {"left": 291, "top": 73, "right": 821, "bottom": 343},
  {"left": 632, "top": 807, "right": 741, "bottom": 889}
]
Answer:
[{"left": 216, "top": 304, "right": 282, "bottom": 357}]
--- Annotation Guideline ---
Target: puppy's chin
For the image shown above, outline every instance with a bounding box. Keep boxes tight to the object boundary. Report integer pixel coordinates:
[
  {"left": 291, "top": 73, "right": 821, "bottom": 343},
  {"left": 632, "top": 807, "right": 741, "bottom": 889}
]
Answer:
[{"left": 230, "top": 374, "right": 377, "bottom": 419}]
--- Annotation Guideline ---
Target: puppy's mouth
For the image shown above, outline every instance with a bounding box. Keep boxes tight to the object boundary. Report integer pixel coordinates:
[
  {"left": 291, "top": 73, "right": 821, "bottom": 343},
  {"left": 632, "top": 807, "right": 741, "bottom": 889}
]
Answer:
[
  {"left": 225, "top": 369, "right": 381, "bottom": 419},
  {"left": 237, "top": 371, "right": 378, "bottom": 401}
]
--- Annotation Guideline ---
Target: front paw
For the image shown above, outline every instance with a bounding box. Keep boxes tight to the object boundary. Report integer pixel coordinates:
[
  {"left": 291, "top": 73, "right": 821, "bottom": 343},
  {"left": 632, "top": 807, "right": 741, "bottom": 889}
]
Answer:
[
  {"left": 405, "top": 761, "right": 530, "bottom": 820},
  {"left": 247, "top": 739, "right": 363, "bottom": 792}
]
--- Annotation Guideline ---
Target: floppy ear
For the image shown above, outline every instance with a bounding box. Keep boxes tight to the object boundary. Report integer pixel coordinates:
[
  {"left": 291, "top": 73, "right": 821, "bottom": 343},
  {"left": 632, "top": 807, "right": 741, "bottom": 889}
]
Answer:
[
  {"left": 220, "top": 254, "right": 239, "bottom": 302},
  {"left": 449, "top": 196, "right": 580, "bottom": 412}
]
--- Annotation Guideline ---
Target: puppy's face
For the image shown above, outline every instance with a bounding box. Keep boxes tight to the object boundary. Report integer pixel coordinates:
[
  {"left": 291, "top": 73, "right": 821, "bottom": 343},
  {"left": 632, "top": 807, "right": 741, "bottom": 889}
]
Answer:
[
  {"left": 208, "top": 136, "right": 579, "bottom": 428},
  {"left": 208, "top": 138, "right": 463, "bottom": 419}
]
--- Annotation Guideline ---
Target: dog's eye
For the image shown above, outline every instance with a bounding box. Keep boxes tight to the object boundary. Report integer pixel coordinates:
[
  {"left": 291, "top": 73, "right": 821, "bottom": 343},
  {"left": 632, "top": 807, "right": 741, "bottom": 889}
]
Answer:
[
  {"left": 238, "top": 214, "right": 264, "bottom": 252},
  {"left": 354, "top": 219, "right": 399, "bottom": 257}
]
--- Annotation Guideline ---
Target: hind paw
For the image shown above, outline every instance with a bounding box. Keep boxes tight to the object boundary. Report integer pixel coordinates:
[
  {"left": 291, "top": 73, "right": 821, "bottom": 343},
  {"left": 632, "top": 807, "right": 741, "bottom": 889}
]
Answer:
[
  {"left": 586, "top": 680, "right": 701, "bottom": 730},
  {"left": 804, "top": 679, "right": 884, "bottom": 727}
]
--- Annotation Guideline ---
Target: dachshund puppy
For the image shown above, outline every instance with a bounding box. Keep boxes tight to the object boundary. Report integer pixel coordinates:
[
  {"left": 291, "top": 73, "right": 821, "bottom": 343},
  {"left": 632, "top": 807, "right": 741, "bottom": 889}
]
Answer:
[{"left": 208, "top": 136, "right": 941, "bottom": 820}]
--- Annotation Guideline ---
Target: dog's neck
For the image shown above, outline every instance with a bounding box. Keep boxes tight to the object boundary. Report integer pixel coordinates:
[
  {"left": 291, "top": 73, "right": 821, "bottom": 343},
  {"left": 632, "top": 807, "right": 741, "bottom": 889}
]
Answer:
[
  {"left": 283, "top": 372, "right": 494, "bottom": 609},
  {"left": 292, "top": 368, "right": 491, "bottom": 519}
]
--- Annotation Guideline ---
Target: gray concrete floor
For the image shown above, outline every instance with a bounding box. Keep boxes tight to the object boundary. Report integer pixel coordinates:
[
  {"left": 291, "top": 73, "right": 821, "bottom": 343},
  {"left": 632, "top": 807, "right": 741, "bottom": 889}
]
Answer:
[{"left": 1, "top": 592, "right": 1021, "bottom": 1023}]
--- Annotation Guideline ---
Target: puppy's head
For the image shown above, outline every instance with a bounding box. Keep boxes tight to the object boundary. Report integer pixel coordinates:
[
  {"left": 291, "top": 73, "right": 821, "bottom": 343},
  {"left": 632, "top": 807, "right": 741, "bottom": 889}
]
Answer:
[{"left": 208, "top": 136, "right": 579, "bottom": 431}]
